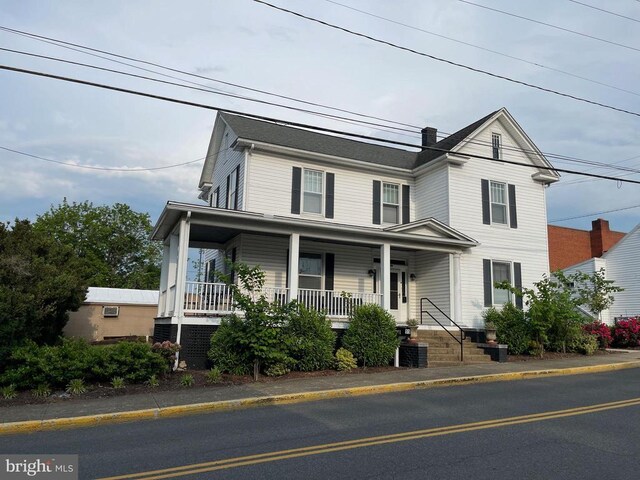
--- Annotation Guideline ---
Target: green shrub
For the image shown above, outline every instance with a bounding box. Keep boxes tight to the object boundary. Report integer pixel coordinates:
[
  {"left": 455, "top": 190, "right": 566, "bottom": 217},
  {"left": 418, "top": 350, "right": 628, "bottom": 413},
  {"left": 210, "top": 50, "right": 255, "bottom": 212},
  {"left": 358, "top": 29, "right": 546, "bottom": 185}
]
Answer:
[
  {"left": 283, "top": 305, "right": 336, "bottom": 372},
  {"left": 208, "top": 316, "right": 252, "bottom": 376},
  {"left": 342, "top": 304, "right": 399, "bottom": 367},
  {"left": 111, "top": 377, "right": 125, "bottom": 389},
  {"left": 31, "top": 384, "right": 51, "bottom": 398},
  {"left": 1, "top": 384, "right": 17, "bottom": 399},
  {"left": 180, "top": 374, "right": 194, "bottom": 387},
  {"left": 265, "top": 363, "right": 291, "bottom": 377},
  {"left": 66, "top": 378, "right": 87, "bottom": 395},
  {"left": 335, "top": 348, "right": 357, "bottom": 371},
  {"left": 92, "top": 341, "right": 166, "bottom": 383},
  {"left": 568, "top": 331, "right": 599, "bottom": 355},
  {"left": 205, "top": 368, "right": 222, "bottom": 384},
  {"left": 146, "top": 375, "right": 160, "bottom": 388},
  {"left": 0, "top": 339, "right": 166, "bottom": 389},
  {"left": 528, "top": 340, "right": 543, "bottom": 357},
  {"left": 485, "top": 304, "right": 531, "bottom": 355}
]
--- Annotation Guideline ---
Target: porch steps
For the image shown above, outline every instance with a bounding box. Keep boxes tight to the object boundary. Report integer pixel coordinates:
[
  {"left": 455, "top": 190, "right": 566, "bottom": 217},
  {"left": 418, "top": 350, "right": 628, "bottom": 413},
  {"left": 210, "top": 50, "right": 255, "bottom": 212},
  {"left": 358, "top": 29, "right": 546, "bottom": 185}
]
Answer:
[{"left": 416, "top": 330, "right": 493, "bottom": 366}]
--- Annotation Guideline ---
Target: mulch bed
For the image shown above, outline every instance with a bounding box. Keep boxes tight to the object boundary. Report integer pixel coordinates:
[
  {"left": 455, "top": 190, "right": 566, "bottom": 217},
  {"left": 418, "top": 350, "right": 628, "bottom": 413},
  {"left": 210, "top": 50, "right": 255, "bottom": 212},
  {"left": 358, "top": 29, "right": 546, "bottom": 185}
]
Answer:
[
  {"left": 0, "top": 366, "right": 401, "bottom": 409},
  {"left": 508, "top": 349, "right": 613, "bottom": 362}
]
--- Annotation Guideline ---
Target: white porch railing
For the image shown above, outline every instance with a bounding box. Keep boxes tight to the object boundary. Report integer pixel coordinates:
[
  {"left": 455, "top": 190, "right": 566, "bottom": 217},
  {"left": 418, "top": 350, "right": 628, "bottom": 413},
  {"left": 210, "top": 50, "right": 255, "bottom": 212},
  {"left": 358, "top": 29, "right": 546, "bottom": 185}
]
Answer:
[
  {"left": 298, "top": 289, "right": 382, "bottom": 318},
  {"left": 184, "top": 282, "right": 235, "bottom": 314},
  {"left": 181, "top": 282, "right": 381, "bottom": 318}
]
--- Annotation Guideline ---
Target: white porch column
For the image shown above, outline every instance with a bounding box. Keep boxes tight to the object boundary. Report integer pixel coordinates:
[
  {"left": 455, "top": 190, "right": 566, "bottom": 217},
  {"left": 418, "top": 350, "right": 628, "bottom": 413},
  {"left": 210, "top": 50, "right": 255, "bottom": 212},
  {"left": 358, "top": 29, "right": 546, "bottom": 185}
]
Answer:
[
  {"left": 174, "top": 214, "right": 191, "bottom": 358},
  {"left": 452, "top": 252, "right": 463, "bottom": 325},
  {"left": 157, "top": 242, "right": 171, "bottom": 317},
  {"left": 288, "top": 233, "right": 300, "bottom": 302},
  {"left": 380, "top": 243, "right": 391, "bottom": 310}
]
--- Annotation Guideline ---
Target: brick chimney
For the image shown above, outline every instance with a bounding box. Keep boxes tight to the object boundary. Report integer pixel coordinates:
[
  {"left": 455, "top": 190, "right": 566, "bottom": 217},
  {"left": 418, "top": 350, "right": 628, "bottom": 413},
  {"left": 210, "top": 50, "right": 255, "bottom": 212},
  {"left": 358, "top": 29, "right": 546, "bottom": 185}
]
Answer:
[
  {"left": 590, "top": 218, "right": 612, "bottom": 257},
  {"left": 421, "top": 127, "right": 437, "bottom": 150}
]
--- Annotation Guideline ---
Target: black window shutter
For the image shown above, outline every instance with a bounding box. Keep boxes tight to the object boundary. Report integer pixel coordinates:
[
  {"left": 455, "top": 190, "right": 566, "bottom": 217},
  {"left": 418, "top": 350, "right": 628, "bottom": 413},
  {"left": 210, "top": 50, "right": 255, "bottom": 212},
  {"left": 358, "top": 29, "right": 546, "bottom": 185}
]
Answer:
[
  {"left": 234, "top": 166, "right": 240, "bottom": 210},
  {"left": 285, "top": 249, "right": 289, "bottom": 288},
  {"left": 291, "top": 167, "right": 302, "bottom": 214},
  {"left": 481, "top": 179, "right": 490, "bottom": 225},
  {"left": 513, "top": 262, "right": 523, "bottom": 309},
  {"left": 402, "top": 184, "right": 410, "bottom": 224},
  {"left": 508, "top": 184, "right": 518, "bottom": 229},
  {"left": 325, "top": 253, "right": 335, "bottom": 291},
  {"left": 214, "top": 187, "right": 219, "bottom": 208},
  {"left": 325, "top": 172, "right": 335, "bottom": 219},
  {"left": 372, "top": 180, "right": 381, "bottom": 225},
  {"left": 225, "top": 175, "right": 230, "bottom": 209},
  {"left": 483, "top": 259, "right": 493, "bottom": 307}
]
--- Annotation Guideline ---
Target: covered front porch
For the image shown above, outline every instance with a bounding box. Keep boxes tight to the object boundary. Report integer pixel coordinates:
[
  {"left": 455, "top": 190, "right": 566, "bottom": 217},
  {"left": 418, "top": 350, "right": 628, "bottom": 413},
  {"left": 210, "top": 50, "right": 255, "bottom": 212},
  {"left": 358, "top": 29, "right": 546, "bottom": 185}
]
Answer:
[{"left": 153, "top": 203, "right": 477, "bottom": 327}]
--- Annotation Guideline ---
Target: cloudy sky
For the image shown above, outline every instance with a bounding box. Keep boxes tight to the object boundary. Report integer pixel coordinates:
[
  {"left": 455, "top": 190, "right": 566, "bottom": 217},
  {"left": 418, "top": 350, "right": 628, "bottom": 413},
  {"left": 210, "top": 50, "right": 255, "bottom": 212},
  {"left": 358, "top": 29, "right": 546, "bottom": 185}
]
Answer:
[{"left": 1, "top": 0, "right": 639, "bottom": 233}]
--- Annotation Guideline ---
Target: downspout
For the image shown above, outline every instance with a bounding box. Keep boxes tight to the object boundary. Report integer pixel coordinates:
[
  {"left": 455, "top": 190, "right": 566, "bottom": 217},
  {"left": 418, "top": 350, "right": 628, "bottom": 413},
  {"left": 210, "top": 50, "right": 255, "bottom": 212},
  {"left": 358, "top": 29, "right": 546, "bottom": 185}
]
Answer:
[{"left": 174, "top": 210, "right": 191, "bottom": 370}]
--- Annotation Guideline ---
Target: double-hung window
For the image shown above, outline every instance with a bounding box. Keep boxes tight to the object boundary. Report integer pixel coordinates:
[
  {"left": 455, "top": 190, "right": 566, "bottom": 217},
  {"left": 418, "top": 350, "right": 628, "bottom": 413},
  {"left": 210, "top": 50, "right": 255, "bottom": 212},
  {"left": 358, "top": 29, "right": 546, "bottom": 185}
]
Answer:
[
  {"left": 492, "top": 132, "right": 501, "bottom": 160},
  {"left": 382, "top": 183, "right": 399, "bottom": 224},
  {"left": 490, "top": 181, "right": 507, "bottom": 225},
  {"left": 299, "top": 253, "right": 322, "bottom": 289},
  {"left": 303, "top": 169, "right": 323, "bottom": 214},
  {"left": 492, "top": 261, "right": 512, "bottom": 305},
  {"left": 227, "top": 170, "right": 237, "bottom": 210},
  {"left": 210, "top": 188, "right": 219, "bottom": 208}
]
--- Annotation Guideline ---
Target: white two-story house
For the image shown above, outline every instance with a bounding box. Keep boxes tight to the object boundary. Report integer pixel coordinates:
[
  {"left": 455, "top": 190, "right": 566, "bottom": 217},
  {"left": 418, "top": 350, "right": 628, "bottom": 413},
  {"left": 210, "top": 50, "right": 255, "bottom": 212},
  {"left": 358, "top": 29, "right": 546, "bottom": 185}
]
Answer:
[{"left": 151, "top": 108, "right": 559, "bottom": 367}]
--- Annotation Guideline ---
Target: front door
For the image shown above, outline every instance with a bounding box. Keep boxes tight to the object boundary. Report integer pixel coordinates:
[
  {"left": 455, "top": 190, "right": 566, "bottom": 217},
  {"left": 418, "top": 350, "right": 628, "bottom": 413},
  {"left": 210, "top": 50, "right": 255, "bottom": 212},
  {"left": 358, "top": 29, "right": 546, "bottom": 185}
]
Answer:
[{"left": 389, "top": 268, "right": 408, "bottom": 323}]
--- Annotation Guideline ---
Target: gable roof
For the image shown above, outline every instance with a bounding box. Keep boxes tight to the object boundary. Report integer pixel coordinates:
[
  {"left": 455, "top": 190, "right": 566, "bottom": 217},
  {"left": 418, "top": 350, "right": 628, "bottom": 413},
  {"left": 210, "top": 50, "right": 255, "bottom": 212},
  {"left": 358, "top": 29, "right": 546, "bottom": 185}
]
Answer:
[
  {"left": 200, "top": 108, "right": 557, "bottom": 189},
  {"left": 220, "top": 112, "right": 417, "bottom": 169},
  {"left": 384, "top": 218, "right": 477, "bottom": 244},
  {"left": 416, "top": 110, "right": 499, "bottom": 165}
]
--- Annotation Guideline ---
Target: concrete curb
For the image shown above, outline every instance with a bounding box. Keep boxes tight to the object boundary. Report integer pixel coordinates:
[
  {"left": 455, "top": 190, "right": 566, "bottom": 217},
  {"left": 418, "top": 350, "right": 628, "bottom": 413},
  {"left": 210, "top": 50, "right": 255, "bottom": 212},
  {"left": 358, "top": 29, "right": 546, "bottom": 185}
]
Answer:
[{"left": 2, "top": 360, "right": 639, "bottom": 436}]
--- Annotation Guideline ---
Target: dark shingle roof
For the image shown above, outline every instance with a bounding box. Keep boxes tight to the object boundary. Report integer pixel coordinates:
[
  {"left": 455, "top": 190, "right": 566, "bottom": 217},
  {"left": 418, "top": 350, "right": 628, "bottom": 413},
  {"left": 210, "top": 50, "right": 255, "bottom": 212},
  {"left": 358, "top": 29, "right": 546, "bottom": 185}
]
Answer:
[
  {"left": 220, "top": 110, "right": 499, "bottom": 170},
  {"left": 416, "top": 110, "right": 499, "bottom": 167}
]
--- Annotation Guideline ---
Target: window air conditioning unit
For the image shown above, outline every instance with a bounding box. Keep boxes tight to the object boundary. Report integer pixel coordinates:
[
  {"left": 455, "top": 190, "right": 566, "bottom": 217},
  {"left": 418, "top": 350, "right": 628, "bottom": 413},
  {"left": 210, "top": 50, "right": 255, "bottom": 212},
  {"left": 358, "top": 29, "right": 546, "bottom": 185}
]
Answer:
[{"left": 102, "top": 306, "right": 120, "bottom": 317}]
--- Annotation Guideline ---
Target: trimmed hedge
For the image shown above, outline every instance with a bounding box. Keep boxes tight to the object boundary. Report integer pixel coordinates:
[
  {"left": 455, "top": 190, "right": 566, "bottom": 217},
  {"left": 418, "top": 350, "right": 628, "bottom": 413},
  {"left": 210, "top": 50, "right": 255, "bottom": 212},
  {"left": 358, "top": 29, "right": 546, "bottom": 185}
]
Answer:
[
  {"left": 342, "top": 304, "right": 399, "bottom": 367},
  {"left": 283, "top": 305, "right": 336, "bottom": 372},
  {"left": 1, "top": 338, "right": 166, "bottom": 389}
]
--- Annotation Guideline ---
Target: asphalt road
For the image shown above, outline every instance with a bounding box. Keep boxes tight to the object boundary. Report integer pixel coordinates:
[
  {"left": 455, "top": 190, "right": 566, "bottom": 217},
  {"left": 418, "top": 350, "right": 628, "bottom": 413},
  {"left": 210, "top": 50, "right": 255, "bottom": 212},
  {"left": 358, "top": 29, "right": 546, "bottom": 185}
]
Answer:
[{"left": 2, "top": 368, "right": 640, "bottom": 480}]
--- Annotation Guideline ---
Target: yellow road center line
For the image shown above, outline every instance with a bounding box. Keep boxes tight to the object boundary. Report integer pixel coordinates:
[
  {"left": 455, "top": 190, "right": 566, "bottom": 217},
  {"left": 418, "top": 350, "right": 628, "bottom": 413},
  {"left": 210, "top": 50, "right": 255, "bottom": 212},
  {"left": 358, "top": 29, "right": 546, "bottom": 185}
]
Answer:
[{"left": 98, "top": 396, "right": 640, "bottom": 480}]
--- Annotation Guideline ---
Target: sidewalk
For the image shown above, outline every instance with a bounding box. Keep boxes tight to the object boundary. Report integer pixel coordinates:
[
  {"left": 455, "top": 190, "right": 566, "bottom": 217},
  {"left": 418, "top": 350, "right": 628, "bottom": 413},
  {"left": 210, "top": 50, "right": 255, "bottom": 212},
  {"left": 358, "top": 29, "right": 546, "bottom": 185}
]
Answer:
[{"left": 2, "top": 351, "right": 640, "bottom": 430}]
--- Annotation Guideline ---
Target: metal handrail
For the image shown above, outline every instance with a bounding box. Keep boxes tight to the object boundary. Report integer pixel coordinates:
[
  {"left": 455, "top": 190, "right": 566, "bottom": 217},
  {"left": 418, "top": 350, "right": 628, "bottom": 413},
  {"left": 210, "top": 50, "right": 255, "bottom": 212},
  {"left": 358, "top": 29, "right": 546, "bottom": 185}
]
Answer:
[{"left": 420, "top": 297, "right": 465, "bottom": 362}]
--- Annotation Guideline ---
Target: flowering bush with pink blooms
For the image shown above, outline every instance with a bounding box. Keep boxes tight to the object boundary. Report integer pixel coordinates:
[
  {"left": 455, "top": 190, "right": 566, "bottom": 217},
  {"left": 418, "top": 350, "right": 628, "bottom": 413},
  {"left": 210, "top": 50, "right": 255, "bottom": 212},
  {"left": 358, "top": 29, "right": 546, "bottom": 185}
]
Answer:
[
  {"left": 151, "top": 341, "right": 181, "bottom": 370},
  {"left": 612, "top": 318, "right": 640, "bottom": 348},
  {"left": 582, "top": 321, "right": 614, "bottom": 348}
]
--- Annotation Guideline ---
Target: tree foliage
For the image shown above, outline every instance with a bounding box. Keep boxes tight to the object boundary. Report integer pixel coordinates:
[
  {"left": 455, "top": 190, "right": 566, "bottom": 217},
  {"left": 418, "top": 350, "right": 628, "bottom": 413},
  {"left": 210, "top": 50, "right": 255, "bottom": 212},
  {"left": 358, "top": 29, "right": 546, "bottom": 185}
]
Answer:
[
  {"left": 34, "top": 199, "right": 161, "bottom": 289},
  {"left": 0, "top": 220, "right": 87, "bottom": 364}
]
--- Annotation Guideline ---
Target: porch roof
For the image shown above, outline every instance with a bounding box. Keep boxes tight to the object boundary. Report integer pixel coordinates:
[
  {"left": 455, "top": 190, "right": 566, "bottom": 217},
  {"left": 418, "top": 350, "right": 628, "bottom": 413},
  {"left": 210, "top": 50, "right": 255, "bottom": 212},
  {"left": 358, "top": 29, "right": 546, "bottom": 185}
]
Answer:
[{"left": 152, "top": 202, "right": 479, "bottom": 252}]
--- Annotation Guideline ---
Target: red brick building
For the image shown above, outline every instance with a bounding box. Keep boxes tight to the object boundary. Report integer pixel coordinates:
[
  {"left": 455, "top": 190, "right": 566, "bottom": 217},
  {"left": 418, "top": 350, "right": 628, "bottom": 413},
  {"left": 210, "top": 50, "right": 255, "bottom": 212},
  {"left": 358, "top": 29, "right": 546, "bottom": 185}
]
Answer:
[{"left": 548, "top": 219, "right": 626, "bottom": 271}]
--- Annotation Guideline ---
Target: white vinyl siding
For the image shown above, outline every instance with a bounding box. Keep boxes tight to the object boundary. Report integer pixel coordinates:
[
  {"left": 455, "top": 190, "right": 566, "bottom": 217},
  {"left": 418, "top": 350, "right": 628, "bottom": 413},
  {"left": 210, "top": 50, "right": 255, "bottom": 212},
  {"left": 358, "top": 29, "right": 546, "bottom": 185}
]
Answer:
[
  {"left": 245, "top": 152, "right": 412, "bottom": 227},
  {"left": 414, "top": 164, "right": 449, "bottom": 223},
  {"left": 603, "top": 226, "right": 640, "bottom": 322},
  {"left": 382, "top": 183, "right": 399, "bottom": 224},
  {"left": 449, "top": 121, "right": 550, "bottom": 327},
  {"left": 303, "top": 169, "right": 323, "bottom": 214},
  {"left": 490, "top": 181, "right": 507, "bottom": 225},
  {"left": 209, "top": 124, "right": 245, "bottom": 210},
  {"left": 411, "top": 251, "right": 451, "bottom": 324}
]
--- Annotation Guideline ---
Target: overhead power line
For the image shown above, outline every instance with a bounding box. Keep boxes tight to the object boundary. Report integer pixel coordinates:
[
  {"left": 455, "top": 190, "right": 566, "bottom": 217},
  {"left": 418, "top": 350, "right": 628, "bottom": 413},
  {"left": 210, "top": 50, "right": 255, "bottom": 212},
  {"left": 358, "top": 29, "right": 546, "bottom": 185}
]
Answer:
[
  {"left": 3, "top": 63, "right": 640, "bottom": 186},
  {"left": 458, "top": 0, "right": 640, "bottom": 54},
  {"left": 322, "top": 0, "right": 640, "bottom": 98},
  {"left": 3, "top": 27, "right": 640, "bottom": 174},
  {"left": 0, "top": 25, "right": 419, "bottom": 131},
  {"left": 252, "top": 0, "right": 640, "bottom": 119},
  {"left": 549, "top": 203, "right": 640, "bottom": 222},
  {"left": 0, "top": 145, "right": 215, "bottom": 172},
  {"left": 568, "top": 0, "right": 640, "bottom": 24}
]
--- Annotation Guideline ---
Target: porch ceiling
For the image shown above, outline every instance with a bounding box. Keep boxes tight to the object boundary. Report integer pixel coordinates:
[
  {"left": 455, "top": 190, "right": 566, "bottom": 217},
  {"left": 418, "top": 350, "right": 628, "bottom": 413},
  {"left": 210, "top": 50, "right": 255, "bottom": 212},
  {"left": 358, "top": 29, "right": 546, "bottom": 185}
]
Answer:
[{"left": 152, "top": 202, "right": 478, "bottom": 253}]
